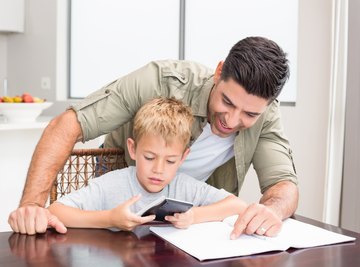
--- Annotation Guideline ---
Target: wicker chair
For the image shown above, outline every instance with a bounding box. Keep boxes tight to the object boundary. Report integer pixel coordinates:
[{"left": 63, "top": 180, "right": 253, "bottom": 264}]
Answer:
[{"left": 50, "top": 148, "right": 128, "bottom": 204}]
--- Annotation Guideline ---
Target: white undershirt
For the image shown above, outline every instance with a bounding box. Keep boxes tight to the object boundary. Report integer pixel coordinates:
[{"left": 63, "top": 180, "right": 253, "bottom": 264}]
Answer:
[{"left": 178, "top": 123, "right": 235, "bottom": 182}]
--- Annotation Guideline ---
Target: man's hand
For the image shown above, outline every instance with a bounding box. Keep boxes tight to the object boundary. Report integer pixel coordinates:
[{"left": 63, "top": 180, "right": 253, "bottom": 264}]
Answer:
[
  {"left": 109, "top": 195, "right": 156, "bottom": 231},
  {"left": 230, "top": 203, "right": 282, "bottom": 239},
  {"left": 230, "top": 181, "right": 298, "bottom": 239},
  {"left": 8, "top": 205, "right": 67, "bottom": 235}
]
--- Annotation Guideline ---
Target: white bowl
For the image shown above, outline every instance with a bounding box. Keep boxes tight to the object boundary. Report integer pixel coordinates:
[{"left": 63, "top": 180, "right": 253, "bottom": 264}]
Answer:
[{"left": 0, "top": 102, "right": 53, "bottom": 123}]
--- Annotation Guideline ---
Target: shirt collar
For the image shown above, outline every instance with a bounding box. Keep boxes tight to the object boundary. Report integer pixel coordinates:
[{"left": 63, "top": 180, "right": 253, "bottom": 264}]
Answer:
[{"left": 192, "top": 76, "right": 214, "bottom": 119}]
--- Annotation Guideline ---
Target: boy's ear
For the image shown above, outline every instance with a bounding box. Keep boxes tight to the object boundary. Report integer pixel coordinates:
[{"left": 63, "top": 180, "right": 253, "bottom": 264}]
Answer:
[
  {"left": 180, "top": 148, "right": 190, "bottom": 163},
  {"left": 127, "top": 138, "right": 136, "bottom": 160}
]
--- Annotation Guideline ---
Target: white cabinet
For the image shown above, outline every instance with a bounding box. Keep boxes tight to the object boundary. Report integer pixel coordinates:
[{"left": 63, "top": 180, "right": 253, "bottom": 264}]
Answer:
[
  {"left": 0, "top": 118, "right": 49, "bottom": 232},
  {"left": 0, "top": 0, "right": 24, "bottom": 33},
  {"left": 0, "top": 116, "right": 104, "bottom": 232}
]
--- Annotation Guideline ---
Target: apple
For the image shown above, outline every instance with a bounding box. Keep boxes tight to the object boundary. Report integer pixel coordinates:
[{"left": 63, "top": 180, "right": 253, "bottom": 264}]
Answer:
[{"left": 22, "top": 93, "right": 34, "bottom": 103}]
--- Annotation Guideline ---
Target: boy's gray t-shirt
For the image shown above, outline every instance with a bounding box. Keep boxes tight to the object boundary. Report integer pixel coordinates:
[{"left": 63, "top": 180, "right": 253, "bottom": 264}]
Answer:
[{"left": 56, "top": 166, "right": 230, "bottom": 213}]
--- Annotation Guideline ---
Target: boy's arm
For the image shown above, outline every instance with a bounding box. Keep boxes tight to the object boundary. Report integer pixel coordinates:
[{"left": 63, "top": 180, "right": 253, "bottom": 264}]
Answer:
[
  {"left": 48, "top": 195, "right": 155, "bottom": 231},
  {"left": 48, "top": 203, "right": 113, "bottom": 229},
  {"left": 192, "top": 195, "right": 247, "bottom": 223},
  {"left": 165, "top": 195, "right": 247, "bottom": 228}
]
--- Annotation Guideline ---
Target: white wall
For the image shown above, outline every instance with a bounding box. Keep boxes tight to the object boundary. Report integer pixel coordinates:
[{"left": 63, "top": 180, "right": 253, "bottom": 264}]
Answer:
[
  {"left": 1, "top": 0, "right": 333, "bottom": 222},
  {"left": 237, "top": 0, "right": 332, "bottom": 223}
]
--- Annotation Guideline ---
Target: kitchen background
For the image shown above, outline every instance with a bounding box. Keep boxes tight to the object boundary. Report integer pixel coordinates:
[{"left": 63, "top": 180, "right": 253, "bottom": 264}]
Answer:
[{"left": 0, "top": 0, "right": 359, "bottom": 234}]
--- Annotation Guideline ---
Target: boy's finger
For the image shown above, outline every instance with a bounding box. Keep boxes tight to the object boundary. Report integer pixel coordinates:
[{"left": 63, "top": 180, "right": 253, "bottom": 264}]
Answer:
[
  {"left": 133, "top": 214, "right": 156, "bottom": 224},
  {"left": 164, "top": 215, "right": 177, "bottom": 222},
  {"left": 141, "top": 214, "right": 156, "bottom": 223},
  {"left": 124, "top": 194, "right": 142, "bottom": 207}
]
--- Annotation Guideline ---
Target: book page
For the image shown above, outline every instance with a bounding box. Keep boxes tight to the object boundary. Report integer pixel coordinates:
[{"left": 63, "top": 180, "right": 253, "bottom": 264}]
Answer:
[
  {"left": 150, "top": 221, "right": 289, "bottom": 261},
  {"left": 150, "top": 216, "right": 356, "bottom": 261},
  {"left": 224, "top": 215, "right": 356, "bottom": 249},
  {"left": 273, "top": 218, "right": 356, "bottom": 248}
]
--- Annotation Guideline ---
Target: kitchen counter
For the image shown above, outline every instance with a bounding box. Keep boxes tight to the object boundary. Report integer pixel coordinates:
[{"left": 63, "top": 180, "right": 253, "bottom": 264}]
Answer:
[
  {"left": 0, "top": 115, "right": 52, "bottom": 130},
  {"left": 0, "top": 117, "right": 105, "bottom": 232},
  {"left": 0, "top": 117, "right": 51, "bottom": 232}
]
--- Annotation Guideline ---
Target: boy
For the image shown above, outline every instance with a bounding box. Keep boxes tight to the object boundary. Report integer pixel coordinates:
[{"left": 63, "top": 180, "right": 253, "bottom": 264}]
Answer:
[{"left": 48, "top": 98, "right": 247, "bottom": 233}]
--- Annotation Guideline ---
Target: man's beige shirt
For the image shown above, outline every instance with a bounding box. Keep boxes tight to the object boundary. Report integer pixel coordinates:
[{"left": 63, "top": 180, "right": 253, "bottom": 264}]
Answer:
[{"left": 71, "top": 60, "right": 297, "bottom": 195}]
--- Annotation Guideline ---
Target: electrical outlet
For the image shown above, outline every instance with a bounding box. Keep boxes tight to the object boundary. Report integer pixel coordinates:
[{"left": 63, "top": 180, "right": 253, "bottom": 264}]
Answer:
[{"left": 41, "top": 77, "right": 51, "bottom": 90}]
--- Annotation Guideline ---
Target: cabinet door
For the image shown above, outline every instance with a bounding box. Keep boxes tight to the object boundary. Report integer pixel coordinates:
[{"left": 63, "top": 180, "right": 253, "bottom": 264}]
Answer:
[
  {"left": 184, "top": 0, "right": 298, "bottom": 103},
  {"left": 0, "top": 0, "right": 24, "bottom": 33}
]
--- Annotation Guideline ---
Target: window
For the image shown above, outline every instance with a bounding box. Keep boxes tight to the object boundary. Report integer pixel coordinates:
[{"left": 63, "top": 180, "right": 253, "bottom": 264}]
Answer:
[
  {"left": 69, "top": 0, "right": 180, "bottom": 98},
  {"left": 66, "top": 0, "right": 298, "bottom": 103}
]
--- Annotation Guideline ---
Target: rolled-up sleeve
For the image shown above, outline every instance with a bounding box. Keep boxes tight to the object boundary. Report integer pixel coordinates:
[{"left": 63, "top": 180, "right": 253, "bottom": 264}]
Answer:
[
  {"left": 252, "top": 102, "right": 298, "bottom": 193},
  {"left": 70, "top": 62, "right": 164, "bottom": 141}
]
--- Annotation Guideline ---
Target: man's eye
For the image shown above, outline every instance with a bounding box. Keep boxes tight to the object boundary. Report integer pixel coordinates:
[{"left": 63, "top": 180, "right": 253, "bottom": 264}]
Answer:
[
  {"left": 223, "top": 98, "right": 232, "bottom": 106},
  {"left": 246, "top": 113, "right": 257, "bottom": 118}
]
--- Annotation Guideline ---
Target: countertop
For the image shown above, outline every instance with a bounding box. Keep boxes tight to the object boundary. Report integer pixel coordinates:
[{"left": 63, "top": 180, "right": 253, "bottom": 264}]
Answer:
[{"left": 0, "top": 115, "right": 52, "bottom": 130}]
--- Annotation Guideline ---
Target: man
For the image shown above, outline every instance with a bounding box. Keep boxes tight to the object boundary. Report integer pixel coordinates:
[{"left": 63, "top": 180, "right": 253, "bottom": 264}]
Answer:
[{"left": 8, "top": 36, "right": 298, "bottom": 237}]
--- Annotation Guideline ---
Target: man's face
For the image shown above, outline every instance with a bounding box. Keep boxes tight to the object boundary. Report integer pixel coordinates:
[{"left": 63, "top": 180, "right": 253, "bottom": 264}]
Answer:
[
  {"left": 207, "top": 62, "right": 269, "bottom": 138},
  {"left": 127, "top": 134, "right": 189, "bottom": 193}
]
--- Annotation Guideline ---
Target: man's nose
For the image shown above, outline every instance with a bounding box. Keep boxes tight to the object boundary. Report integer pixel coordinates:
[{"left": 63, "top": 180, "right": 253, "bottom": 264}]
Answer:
[{"left": 226, "top": 111, "right": 241, "bottom": 128}]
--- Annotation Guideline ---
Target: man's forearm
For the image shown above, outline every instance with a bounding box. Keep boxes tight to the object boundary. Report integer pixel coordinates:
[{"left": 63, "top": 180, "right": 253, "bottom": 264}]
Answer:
[
  {"left": 20, "top": 110, "right": 82, "bottom": 207},
  {"left": 260, "top": 180, "right": 299, "bottom": 220}
]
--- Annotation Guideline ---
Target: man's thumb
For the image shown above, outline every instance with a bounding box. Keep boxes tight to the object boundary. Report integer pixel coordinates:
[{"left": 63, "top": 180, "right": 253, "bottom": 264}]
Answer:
[{"left": 48, "top": 215, "right": 67, "bottom": 234}]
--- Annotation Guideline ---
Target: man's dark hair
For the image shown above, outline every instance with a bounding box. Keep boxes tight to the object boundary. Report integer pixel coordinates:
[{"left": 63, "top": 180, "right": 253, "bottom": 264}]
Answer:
[{"left": 221, "top": 36, "right": 289, "bottom": 102}]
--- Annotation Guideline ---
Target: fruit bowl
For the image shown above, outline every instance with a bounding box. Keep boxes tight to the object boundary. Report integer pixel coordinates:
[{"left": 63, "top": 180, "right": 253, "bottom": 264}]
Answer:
[{"left": 0, "top": 102, "right": 53, "bottom": 123}]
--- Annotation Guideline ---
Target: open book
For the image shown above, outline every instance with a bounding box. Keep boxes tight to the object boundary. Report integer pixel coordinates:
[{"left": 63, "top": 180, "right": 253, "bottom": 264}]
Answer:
[
  {"left": 150, "top": 215, "right": 356, "bottom": 261},
  {"left": 136, "top": 196, "right": 193, "bottom": 221}
]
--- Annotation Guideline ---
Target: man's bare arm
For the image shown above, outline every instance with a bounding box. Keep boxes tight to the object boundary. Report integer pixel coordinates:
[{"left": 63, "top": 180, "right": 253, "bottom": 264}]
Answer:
[
  {"left": 260, "top": 180, "right": 299, "bottom": 220},
  {"left": 20, "top": 110, "right": 82, "bottom": 207}
]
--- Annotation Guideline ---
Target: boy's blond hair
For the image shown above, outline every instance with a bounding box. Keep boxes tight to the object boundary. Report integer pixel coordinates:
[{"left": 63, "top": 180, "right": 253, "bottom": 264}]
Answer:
[{"left": 133, "top": 97, "right": 193, "bottom": 148}]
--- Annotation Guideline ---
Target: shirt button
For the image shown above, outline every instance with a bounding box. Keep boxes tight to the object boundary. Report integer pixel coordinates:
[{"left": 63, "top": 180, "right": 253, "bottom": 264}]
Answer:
[{"left": 105, "top": 89, "right": 110, "bottom": 94}]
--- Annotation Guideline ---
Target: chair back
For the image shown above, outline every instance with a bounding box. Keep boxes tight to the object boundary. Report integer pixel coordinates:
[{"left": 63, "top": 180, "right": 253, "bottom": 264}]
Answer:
[{"left": 50, "top": 148, "right": 127, "bottom": 204}]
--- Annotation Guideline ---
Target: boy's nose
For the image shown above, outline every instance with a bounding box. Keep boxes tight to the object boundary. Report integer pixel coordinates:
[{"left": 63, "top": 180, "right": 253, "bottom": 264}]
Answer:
[{"left": 152, "top": 160, "right": 164, "bottom": 174}]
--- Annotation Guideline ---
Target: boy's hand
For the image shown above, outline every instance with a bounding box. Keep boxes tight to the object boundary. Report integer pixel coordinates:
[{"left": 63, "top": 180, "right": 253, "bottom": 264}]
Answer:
[
  {"left": 110, "top": 194, "right": 155, "bottom": 231},
  {"left": 8, "top": 205, "right": 67, "bottom": 235},
  {"left": 164, "top": 208, "right": 194, "bottom": 229}
]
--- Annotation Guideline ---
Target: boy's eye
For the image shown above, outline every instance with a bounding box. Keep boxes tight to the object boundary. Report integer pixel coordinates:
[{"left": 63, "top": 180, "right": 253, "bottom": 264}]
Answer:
[
  {"left": 167, "top": 160, "right": 176, "bottom": 164},
  {"left": 144, "top": 156, "right": 154, "bottom": 161}
]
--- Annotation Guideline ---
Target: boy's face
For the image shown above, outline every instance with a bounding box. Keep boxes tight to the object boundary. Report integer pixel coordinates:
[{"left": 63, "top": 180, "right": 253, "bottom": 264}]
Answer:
[
  {"left": 207, "top": 61, "right": 269, "bottom": 138},
  {"left": 127, "top": 134, "right": 189, "bottom": 193}
]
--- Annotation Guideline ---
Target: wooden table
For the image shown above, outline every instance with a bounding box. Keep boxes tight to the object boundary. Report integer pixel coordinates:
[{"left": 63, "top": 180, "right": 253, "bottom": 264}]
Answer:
[{"left": 0, "top": 215, "right": 359, "bottom": 267}]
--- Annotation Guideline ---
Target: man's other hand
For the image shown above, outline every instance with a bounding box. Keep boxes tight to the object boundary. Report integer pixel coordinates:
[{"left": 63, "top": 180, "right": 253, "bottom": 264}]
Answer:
[{"left": 8, "top": 205, "right": 67, "bottom": 235}]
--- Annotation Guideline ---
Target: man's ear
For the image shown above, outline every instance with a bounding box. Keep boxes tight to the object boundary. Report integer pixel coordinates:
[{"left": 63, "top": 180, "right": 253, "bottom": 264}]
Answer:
[
  {"left": 180, "top": 148, "right": 190, "bottom": 164},
  {"left": 127, "top": 138, "right": 136, "bottom": 161},
  {"left": 214, "top": 61, "right": 224, "bottom": 84}
]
